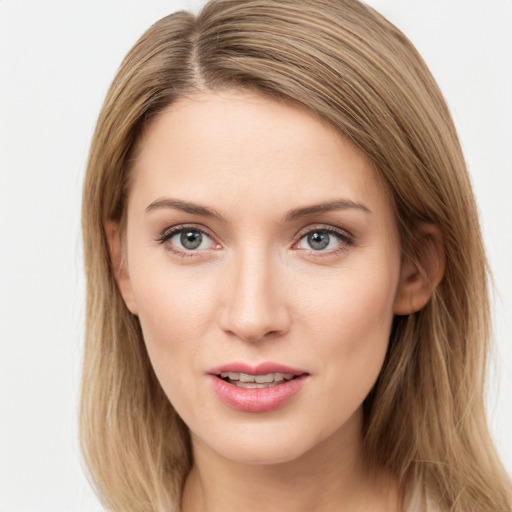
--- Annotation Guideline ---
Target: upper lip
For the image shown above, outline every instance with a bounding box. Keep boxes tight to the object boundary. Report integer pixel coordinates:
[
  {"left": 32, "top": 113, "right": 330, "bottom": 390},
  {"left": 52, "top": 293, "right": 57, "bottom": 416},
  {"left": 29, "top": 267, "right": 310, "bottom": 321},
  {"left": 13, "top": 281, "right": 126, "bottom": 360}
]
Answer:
[{"left": 208, "top": 362, "right": 307, "bottom": 376}]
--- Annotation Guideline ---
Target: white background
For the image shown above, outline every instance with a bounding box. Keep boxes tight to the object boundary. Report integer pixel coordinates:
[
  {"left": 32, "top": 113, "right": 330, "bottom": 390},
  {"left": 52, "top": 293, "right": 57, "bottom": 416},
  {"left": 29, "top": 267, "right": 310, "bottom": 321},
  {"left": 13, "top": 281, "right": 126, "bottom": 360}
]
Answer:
[{"left": 0, "top": 1, "right": 511, "bottom": 510}]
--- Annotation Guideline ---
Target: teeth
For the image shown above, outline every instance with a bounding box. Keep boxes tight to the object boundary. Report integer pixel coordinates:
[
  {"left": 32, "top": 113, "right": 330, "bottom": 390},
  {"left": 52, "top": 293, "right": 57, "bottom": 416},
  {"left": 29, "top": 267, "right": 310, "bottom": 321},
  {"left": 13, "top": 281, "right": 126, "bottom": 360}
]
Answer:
[
  {"left": 220, "top": 372, "right": 241, "bottom": 380},
  {"left": 219, "top": 372, "right": 296, "bottom": 384},
  {"left": 255, "top": 374, "right": 274, "bottom": 383},
  {"left": 236, "top": 381, "right": 275, "bottom": 389}
]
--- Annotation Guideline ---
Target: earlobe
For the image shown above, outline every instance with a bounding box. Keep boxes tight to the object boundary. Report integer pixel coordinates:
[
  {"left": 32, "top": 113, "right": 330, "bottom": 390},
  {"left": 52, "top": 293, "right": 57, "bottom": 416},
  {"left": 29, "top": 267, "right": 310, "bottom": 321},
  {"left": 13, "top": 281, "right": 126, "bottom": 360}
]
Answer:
[
  {"left": 393, "top": 224, "right": 445, "bottom": 315},
  {"left": 105, "top": 220, "right": 138, "bottom": 315}
]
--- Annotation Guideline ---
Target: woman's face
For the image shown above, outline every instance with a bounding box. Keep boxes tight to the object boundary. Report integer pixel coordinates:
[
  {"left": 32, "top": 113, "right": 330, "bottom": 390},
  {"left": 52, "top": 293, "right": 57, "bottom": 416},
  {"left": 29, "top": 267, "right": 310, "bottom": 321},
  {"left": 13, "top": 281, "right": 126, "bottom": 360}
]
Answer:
[{"left": 118, "top": 90, "right": 405, "bottom": 464}]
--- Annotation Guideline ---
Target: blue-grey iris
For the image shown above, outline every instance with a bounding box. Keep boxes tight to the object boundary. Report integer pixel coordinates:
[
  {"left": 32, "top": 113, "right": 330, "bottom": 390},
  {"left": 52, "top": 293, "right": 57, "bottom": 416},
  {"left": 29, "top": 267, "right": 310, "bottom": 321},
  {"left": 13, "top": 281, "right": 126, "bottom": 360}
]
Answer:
[
  {"left": 308, "top": 231, "right": 329, "bottom": 250},
  {"left": 181, "top": 230, "right": 202, "bottom": 250}
]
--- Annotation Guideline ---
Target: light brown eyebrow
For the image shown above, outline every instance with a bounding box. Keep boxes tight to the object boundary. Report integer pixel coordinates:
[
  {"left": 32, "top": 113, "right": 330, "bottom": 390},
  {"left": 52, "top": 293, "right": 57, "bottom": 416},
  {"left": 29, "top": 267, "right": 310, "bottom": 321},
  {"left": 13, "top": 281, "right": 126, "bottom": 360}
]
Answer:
[
  {"left": 284, "top": 199, "right": 371, "bottom": 222},
  {"left": 145, "top": 197, "right": 371, "bottom": 222},
  {"left": 145, "top": 198, "right": 223, "bottom": 219}
]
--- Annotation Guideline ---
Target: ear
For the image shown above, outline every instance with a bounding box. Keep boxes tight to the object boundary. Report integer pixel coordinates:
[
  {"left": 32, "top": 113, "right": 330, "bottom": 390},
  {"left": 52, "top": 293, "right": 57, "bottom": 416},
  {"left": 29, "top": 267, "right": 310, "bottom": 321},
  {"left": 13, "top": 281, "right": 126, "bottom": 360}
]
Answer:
[
  {"left": 394, "top": 224, "right": 445, "bottom": 315},
  {"left": 105, "top": 220, "right": 138, "bottom": 315}
]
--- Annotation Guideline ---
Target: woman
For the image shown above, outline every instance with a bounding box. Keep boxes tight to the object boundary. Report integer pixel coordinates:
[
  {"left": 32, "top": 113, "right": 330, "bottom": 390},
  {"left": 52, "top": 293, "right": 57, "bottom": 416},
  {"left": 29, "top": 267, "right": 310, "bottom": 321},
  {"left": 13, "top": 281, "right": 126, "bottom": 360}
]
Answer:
[{"left": 80, "top": 0, "right": 512, "bottom": 510}]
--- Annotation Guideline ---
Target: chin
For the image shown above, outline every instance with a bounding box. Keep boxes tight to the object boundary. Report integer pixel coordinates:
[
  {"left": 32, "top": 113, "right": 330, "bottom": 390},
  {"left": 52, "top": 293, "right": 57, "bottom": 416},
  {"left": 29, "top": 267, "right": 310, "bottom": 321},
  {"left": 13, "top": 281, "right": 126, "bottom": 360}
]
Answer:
[
  {"left": 192, "top": 418, "right": 332, "bottom": 467},
  {"left": 215, "top": 438, "right": 311, "bottom": 466}
]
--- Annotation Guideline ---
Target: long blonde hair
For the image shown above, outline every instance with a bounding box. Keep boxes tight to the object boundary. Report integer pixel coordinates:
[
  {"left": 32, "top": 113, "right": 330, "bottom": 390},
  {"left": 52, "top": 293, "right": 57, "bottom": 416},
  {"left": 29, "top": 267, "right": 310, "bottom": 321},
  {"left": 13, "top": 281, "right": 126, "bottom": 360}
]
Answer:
[{"left": 80, "top": 1, "right": 511, "bottom": 510}]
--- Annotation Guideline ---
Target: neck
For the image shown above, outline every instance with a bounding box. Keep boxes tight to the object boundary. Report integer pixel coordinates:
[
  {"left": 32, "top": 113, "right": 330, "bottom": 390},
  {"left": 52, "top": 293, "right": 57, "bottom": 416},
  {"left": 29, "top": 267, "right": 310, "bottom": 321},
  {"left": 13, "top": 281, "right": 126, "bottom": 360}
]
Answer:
[{"left": 181, "top": 411, "right": 402, "bottom": 512}]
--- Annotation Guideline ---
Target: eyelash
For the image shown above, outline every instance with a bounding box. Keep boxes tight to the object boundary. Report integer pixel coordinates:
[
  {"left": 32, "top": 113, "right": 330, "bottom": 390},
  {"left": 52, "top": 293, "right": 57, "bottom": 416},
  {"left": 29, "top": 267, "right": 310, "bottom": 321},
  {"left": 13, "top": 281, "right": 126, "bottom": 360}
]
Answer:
[
  {"left": 155, "top": 224, "right": 355, "bottom": 258},
  {"left": 294, "top": 225, "right": 355, "bottom": 258},
  {"left": 156, "top": 225, "right": 217, "bottom": 258}
]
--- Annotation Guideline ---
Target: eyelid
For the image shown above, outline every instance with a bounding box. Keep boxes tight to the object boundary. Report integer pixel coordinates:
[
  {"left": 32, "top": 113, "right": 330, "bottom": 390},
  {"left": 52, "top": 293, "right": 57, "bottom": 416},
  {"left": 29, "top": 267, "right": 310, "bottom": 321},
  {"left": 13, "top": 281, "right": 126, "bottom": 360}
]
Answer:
[
  {"left": 156, "top": 223, "right": 221, "bottom": 256},
  {"left": 155, "top": 222, "right": 355, "bottom": 258},
  {"left": 294, "top": 223, "right": 354, "bottom": 240},
  {"left": 292, "top": 224, "right": 355, "bottom": 253}
]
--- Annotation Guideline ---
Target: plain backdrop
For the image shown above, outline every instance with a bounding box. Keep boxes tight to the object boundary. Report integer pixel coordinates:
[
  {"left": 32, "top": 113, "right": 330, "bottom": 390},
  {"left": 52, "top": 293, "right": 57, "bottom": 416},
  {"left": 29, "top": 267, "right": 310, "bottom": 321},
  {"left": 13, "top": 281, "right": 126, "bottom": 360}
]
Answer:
[{"left": 1, "top": 0, "right": 511, "bottom": 510}]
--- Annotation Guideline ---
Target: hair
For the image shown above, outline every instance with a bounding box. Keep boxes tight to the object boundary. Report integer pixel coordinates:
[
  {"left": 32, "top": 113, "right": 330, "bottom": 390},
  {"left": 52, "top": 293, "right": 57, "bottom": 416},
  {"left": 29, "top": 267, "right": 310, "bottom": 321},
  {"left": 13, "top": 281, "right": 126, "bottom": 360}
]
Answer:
[{"left": 80, "top": 0, "right": 511, "bottom": 511}]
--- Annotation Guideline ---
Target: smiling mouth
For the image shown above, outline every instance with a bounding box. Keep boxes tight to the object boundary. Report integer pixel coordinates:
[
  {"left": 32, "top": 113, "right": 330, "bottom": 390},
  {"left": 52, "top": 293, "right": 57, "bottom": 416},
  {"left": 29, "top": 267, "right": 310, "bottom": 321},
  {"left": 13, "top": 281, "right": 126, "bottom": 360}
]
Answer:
[{"left": 218, "top": 372, "right": 297, "bottom": 389}]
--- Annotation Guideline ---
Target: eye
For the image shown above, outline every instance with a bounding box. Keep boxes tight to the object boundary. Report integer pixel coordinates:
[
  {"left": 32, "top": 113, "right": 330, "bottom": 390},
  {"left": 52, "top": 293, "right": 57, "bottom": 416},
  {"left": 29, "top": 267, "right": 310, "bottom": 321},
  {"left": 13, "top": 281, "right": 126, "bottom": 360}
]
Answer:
[
  {"left": 157, "top": 226, "right": 218, "bottom": 255},
  {"left": 173, "top": 229, "right": 209, "bottom": 250},
  {"left": 295, "top": 227, "right": 354, "bottom": 253}
]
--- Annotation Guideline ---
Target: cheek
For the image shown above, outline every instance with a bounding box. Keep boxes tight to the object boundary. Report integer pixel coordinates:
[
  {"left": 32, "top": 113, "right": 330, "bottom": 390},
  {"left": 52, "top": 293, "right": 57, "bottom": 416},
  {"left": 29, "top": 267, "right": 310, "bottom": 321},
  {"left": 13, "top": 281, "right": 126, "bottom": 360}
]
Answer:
[
  {"left": 303, "top": 257, "right": 397, "bottom": 339},
  {"left": 128, "top": 260, "right": 218, "bottom": 390},
  {"left": 302, "top": 261, "right": 398, "bottom": 406},
  {"left": 132, "top": 253, "right": 215, "bottom": 333},
  {"left": 132, "top": 276, "right": 216, "bottom": 425}
]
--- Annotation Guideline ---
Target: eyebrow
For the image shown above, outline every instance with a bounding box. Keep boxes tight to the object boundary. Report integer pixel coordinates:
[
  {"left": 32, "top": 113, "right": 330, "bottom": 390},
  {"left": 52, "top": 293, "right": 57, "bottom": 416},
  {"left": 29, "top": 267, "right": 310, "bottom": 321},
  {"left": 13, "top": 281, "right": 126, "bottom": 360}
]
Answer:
[
  {"left": 145, "top": 198, "right": 222, "bottom": 219},
  {"left": 283, "top": 199, "right": 371, "bottom": 221},
  {"left": 145, "top": 197, "right": 371, "bottom": 221}
]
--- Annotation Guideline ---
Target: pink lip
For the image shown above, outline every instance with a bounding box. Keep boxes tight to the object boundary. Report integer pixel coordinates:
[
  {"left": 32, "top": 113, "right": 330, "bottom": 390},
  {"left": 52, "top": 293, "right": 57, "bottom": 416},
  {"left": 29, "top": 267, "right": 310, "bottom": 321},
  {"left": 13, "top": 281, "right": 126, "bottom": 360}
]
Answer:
[
  {"left": 208, "top": 362, "right": 306, "bottom": 376},
  {"left": 208, "top": 362, "right": 309, "bottom": 413}
]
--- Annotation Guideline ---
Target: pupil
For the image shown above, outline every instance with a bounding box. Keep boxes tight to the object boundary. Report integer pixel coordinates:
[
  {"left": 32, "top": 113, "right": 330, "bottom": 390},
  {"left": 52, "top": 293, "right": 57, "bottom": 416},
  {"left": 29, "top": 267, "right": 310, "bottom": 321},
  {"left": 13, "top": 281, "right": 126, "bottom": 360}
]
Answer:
[
  {"left": 181, "top": 230, "right": 202, "bottom": 250},
  {"left": 308, "top": 231, "right": 329, "bottom": 250}
]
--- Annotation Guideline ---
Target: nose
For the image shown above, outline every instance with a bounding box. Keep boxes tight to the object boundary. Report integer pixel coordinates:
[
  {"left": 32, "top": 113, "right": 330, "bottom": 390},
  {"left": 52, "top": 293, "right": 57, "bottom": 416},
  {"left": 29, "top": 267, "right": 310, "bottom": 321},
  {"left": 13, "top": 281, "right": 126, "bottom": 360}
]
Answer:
[{"left": 218, "top": 247, "right": 291, "bottom": 343}]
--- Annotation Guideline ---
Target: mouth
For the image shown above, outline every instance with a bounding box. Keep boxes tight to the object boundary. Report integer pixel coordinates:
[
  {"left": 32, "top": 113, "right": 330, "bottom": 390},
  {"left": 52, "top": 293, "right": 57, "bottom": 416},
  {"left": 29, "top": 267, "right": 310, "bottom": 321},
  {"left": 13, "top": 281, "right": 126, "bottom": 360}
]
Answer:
[
  {"left": 208, "top": 363, "right": 309, "bottom": 412},
  {"left": 218, "top": 371, "right": 298, "bottom": 389}
]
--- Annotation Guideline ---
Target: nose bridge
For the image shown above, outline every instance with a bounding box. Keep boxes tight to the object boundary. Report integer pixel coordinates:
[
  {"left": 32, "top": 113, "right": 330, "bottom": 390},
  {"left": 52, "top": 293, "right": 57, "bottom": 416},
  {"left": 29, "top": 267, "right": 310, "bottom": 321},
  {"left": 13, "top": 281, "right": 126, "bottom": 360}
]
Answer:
[{"left": 220, "top": 243, "right": 289, "bottom": 342}]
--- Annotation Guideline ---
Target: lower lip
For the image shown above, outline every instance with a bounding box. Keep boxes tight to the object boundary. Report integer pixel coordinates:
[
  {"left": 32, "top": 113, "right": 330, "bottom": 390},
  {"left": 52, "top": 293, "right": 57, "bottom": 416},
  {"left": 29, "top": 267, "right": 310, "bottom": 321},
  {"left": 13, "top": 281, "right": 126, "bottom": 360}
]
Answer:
[{"left": 209, "top": 374, "right": 308, "bottom": 413}]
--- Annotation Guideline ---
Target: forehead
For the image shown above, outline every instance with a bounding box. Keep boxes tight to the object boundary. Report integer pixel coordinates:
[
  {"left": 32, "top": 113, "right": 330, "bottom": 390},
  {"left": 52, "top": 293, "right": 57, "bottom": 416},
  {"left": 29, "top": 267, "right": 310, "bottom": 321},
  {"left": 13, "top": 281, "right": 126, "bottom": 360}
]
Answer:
[{"left": 129, "top": 90, "right": 393, "bottom": 220}]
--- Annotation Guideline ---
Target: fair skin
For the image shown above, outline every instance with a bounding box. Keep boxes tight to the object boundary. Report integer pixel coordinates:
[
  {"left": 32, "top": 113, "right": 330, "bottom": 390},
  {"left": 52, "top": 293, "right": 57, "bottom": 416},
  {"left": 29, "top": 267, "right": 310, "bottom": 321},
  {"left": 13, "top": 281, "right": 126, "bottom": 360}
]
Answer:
[{"left": 108, "top": 90, "right": 442, "bottom": 512}]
